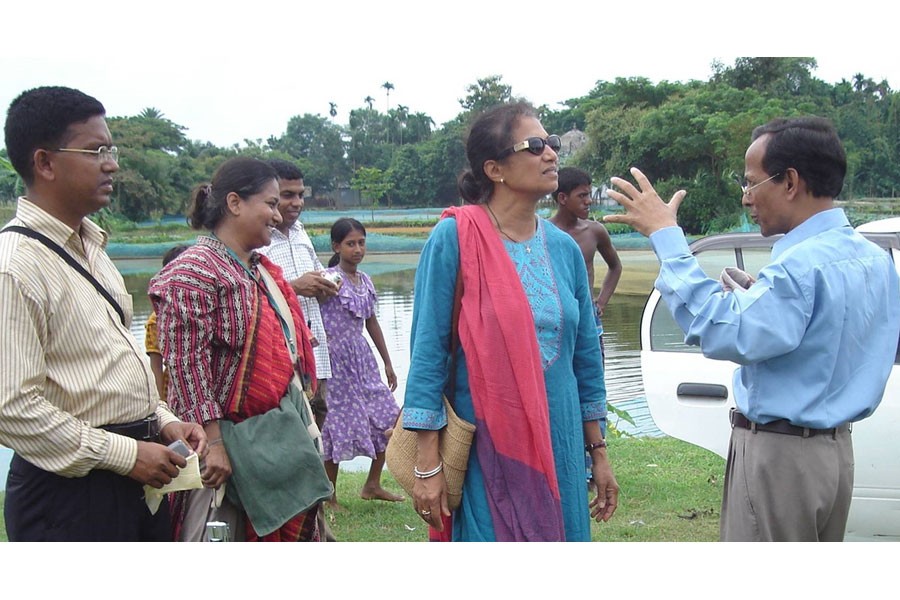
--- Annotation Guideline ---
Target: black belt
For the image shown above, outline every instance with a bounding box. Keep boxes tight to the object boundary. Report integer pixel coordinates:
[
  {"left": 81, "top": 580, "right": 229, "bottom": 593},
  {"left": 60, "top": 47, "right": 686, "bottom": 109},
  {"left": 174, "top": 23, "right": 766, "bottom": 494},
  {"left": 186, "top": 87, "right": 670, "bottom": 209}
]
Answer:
[
  {"left": 101, "top": 414, "right": 160, "bottom": 442},
  {"left": 730, "top": 409, "right": 848, "bottom": 439}
]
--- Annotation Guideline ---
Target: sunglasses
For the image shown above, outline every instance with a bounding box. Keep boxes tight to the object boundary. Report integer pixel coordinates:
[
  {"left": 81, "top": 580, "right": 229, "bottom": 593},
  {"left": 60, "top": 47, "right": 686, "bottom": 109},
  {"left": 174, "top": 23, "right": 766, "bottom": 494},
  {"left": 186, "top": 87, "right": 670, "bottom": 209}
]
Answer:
[{"left": 496, "top": 135, "right": 561, "bottom": 160}]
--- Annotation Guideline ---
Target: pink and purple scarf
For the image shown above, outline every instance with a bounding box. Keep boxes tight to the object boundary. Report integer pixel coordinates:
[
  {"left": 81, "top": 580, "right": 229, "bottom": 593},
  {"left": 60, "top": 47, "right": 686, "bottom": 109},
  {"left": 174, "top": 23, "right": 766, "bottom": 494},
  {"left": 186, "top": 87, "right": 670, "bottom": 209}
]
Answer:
[{"left": 443, "top": 204, "right": 565, "bottom": 541}]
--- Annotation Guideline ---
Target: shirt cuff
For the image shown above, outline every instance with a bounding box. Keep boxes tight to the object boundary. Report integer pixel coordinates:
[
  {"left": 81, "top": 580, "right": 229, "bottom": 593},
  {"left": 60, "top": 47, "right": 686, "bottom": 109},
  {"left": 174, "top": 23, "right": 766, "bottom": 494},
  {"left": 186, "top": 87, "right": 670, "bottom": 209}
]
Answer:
[
  {"left": 95, "top": 430, "right": 139, "bottom": 476},
  {"left": 649, "top": 226, "right": 691, "bottom": 261},
  {"left": 401, "top": 406, "right": 447, "bottom": 430},
  {"left": 581, "top": 399, "right": 607, "bottom": 422}
]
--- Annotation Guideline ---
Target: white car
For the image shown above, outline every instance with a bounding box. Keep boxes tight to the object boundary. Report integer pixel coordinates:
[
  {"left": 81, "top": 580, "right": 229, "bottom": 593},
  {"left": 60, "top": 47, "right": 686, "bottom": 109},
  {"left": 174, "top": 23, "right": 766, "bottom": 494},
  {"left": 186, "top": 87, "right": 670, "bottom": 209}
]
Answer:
[{"left": 641, "top": 218, "right": 900, "bottom": 541}]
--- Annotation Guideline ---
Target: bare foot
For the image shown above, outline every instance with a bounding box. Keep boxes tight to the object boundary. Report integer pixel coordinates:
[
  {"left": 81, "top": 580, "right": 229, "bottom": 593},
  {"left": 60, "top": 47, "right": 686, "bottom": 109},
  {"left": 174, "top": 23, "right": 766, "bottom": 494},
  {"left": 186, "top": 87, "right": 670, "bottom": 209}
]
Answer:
[
  {"left": 360, "top": 486, "right": 405, "bottom": 502},
  {"left": 325, "top": 498, "right": 346, "bottom": 513}
]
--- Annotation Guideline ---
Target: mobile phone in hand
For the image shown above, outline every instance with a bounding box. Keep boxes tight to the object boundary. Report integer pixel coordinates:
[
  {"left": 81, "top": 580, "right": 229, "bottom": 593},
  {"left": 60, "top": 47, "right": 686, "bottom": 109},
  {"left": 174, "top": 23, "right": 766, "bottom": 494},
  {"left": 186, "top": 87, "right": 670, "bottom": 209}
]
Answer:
[{"left": 168, "top": 439, "right": 192, "bottom": 458}]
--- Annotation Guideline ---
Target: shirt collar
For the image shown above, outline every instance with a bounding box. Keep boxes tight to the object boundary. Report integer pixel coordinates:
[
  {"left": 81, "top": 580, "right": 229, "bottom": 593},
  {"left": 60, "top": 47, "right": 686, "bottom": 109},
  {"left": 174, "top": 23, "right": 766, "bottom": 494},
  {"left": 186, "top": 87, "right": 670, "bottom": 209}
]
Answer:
[
  {"left": 197, "top": 234, "right": 262, "bottom": 269},
  {"left": 772, "top": 208, "right": 850, "bottom": 259},
  {"left": 14, "top": 197, "right": 109, "bottom": 250},
  {"left": 268, "top": 220, "right": 304, "bottom": 242}
]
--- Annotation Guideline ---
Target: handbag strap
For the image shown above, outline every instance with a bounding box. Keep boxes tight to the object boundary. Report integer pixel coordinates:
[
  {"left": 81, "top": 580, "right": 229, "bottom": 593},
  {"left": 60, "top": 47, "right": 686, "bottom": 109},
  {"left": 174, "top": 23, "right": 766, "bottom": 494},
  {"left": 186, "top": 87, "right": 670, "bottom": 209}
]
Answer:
[
  {"left": 1, "top": 225, "right": 126, "bottom": 326},
  {"left": 256, "top": 263, "right": 322, "bottom": 445},
  {"left": 256, "top": 262, "right": 299, "bottom": 361},
  {"left": 447, "top": 270, "right": 463, "bottom": 402}
]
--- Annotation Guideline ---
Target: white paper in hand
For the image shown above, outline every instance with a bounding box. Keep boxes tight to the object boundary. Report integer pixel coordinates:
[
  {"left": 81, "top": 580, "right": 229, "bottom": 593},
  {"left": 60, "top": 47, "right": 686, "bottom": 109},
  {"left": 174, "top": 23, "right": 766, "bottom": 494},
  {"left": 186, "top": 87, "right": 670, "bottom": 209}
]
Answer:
[{"left": 144, "top": 452, "right": 203, "bottom": 514}]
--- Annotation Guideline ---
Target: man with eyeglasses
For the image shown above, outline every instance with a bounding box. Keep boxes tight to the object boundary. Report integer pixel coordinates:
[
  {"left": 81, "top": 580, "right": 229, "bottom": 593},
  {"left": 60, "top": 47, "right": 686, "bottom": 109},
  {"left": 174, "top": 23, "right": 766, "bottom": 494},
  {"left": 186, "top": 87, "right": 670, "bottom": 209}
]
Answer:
[
  {"left": 605, "top": 116, "right": 900, "bottom": 541},
  {"left": 0, "top": 86, "right": 207, "bottom": 541}
]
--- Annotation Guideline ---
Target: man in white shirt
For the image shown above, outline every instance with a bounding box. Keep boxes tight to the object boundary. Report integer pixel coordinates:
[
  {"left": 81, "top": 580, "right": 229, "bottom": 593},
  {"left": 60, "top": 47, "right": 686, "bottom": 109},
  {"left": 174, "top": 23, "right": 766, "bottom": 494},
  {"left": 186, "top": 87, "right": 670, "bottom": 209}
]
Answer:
[
  {"left": 259, "top": 159, "right": 339, "bottom": 431},
  {"left": 259, "top": 159, "right": 339, "bottom": 541}
]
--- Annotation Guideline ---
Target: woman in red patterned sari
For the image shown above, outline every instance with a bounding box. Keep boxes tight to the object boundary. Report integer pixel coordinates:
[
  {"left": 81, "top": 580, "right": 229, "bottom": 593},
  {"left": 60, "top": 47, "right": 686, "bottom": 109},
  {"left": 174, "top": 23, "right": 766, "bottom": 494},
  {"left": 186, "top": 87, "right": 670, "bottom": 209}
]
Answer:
[{"left": 149, "top": 157, "right": 331, "bottom": 541}]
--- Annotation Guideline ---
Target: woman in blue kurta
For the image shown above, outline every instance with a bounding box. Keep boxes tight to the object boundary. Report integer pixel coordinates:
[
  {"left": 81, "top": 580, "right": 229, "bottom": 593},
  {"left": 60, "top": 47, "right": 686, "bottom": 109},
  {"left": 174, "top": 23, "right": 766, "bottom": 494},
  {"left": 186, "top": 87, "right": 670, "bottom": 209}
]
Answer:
[{"left": 401, "top": 103, "right": 619, "bottom": 541}]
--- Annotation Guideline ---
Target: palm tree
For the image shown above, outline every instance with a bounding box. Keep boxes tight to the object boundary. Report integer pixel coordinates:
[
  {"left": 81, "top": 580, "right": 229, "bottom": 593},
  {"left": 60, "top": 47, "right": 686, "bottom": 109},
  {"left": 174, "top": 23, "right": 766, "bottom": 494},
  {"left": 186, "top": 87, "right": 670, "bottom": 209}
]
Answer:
[
  {"left": 139, "top": 107, "right": 165, "bottom": 120},
  {"left": 329, "top": 102, "right": 338, "bottom": 121},
  {"left": 382, "top": 81, "right": 394, "bottom": 112},
  {"left": 396, "top": 104, "right": 409, "bottom": 145},
  {"left": 364, "top": 95, "right": 375, "bottom": 111}
]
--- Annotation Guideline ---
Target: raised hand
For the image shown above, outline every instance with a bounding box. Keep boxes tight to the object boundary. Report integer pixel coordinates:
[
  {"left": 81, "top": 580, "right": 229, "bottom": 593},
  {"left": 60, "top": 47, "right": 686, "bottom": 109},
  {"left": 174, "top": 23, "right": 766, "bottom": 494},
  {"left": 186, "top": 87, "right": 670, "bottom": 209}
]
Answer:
[{"left": 603, "top": 167, "right": 687, "bottom": 237}]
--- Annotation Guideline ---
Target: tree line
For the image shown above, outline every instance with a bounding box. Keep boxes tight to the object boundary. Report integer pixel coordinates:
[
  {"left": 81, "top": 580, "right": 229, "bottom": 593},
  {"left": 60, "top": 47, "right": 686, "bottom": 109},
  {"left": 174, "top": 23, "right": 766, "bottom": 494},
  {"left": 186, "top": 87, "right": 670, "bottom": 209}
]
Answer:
[{"left": 2, "top": 58, "right": 898, "bottom": 234}]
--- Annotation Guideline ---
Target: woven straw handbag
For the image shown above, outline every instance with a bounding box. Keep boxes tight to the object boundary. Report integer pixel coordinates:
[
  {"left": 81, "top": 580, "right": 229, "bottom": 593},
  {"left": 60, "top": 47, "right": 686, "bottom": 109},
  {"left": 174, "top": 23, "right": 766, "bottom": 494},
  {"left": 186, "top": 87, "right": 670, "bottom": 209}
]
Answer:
[
  {"left": 386, "top": 272, "right": 474, "bottom": 511},
  {"left": 385, "top": 395, "right": 474, "bottom": 511}
]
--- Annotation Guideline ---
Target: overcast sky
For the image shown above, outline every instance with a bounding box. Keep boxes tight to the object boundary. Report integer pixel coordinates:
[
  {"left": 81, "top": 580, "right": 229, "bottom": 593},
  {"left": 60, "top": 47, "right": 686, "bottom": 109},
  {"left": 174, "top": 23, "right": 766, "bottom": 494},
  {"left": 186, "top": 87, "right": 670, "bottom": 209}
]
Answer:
[{"left": 2, "top": 1, "right": 897, "bottom": 148}]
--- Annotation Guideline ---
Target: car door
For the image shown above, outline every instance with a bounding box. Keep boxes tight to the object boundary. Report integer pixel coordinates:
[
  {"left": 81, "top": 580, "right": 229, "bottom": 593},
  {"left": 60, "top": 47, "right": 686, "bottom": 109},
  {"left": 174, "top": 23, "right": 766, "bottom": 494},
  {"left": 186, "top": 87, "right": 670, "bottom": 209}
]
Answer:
[
  {"left": 640, "top": 234, "right": 776, "bottom": 458},
  {"left": 842, "top": 231, "right": 900, "bottom": 540}
]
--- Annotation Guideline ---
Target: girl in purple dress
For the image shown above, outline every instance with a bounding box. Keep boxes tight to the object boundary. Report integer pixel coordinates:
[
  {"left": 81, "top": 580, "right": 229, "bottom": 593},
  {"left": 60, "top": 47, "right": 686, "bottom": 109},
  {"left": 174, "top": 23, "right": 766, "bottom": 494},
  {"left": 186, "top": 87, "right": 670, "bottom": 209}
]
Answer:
[{"left": 319, "top": 218, "right": 404, "bottom": 508}]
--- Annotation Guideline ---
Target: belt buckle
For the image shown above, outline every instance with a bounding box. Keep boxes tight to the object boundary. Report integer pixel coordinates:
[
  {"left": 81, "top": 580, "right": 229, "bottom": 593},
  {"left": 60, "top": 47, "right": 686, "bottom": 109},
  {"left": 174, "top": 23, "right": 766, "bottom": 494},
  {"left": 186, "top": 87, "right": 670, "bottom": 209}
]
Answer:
[{"left": 144, "top": 414, "right": 159, "bottom": 441}]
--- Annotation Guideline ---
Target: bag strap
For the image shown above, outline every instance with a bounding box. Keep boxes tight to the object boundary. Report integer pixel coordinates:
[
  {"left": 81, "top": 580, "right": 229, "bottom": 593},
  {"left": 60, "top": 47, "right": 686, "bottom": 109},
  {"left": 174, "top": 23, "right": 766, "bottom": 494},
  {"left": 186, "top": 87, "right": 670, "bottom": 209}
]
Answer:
[
  {"left": 1, "top": 225, "right": 126, "bottom": 326},
  {"left": 256, "top": 263, "right": 322, "bottom": 446},
  {"left": 447, "top": 269, "right": 463, "bottom": 402},
  {"left": 256, "top": 263, "right": 299, "bottom": 361}
]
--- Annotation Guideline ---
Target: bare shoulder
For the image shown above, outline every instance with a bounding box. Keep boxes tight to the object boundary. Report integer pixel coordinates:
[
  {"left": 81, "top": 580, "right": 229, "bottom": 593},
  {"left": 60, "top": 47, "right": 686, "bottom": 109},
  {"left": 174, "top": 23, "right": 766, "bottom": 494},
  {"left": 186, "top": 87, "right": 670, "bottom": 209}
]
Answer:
[{"left": 583, "top": 219, "right": 614, "bottom": 243}]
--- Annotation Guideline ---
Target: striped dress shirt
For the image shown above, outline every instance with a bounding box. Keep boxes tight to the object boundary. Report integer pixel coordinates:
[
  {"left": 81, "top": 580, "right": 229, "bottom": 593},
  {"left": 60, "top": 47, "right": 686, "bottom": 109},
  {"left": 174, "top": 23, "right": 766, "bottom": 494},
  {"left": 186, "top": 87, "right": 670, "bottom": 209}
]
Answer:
[
  {"left": 258, "top": 222, "right": 332, "bottom": 379},
  {"left": 0, "top": 198, "right": 178, "bottom": 478}
]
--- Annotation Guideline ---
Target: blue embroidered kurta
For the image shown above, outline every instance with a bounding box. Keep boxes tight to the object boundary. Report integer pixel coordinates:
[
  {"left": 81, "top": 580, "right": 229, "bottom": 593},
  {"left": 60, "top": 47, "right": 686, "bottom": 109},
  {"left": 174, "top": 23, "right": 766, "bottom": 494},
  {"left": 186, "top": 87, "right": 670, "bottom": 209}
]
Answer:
[{"left": 403, "top": 217, "right": 606, "bottom": 541}]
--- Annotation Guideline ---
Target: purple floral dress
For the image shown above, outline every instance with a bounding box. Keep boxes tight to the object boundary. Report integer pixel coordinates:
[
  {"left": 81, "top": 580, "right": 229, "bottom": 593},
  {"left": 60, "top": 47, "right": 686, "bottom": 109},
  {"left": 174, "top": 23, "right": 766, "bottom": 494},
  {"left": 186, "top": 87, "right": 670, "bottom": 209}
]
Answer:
[{"left": 318, "top": 267, "right": 399, "bottom": 462}]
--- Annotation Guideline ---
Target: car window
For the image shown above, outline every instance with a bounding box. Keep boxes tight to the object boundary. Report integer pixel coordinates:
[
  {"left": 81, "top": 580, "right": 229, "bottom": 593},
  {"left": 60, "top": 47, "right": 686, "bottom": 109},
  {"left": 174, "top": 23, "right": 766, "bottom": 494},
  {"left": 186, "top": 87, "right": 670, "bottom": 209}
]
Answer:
[
  {"left": 648, "top": 249, "right": 739, "bottom": 353},
  {"left": 694, "top": 250, "right": 738, "bottom": 279},
  {"left": 649, "top": 300, "right": 700, "bottom": 352},
  {"left": 738, "top": 247, "right": 771, "bottom": 278}
]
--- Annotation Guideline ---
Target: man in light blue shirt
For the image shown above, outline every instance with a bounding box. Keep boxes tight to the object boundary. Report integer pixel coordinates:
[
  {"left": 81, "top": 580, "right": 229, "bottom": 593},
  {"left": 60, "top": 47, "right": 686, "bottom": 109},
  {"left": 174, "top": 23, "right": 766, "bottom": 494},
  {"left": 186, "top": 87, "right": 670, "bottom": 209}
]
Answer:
[{"left": 606, "top": 117, "right": 900, "bottom": 541}]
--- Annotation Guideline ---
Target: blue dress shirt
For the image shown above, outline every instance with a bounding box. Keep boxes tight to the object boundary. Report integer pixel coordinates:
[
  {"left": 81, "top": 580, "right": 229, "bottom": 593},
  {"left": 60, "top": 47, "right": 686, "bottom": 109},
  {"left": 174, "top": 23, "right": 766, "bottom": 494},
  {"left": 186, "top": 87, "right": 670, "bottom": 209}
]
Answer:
[{"left": 650, "top": 209, "right": 900, "bottom": 428}]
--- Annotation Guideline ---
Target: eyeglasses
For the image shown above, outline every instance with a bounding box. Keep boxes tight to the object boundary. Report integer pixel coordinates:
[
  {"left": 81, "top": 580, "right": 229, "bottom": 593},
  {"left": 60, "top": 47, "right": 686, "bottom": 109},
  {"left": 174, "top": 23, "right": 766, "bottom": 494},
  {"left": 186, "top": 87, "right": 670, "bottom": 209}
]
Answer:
[
  {"left": 54, "top": 145, "right": 119, "bottom": 163},
  {"left": 737, "top": 172, "right": 780, "bottom": 196},
  {"left": 496, "top": 135, "right": 561, "bottom": 160}
]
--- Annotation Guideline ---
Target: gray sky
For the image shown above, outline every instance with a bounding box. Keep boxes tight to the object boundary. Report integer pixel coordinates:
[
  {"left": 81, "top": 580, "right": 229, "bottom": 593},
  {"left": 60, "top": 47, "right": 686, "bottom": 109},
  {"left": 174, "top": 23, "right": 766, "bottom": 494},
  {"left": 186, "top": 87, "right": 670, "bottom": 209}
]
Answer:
[{"left": 2, "top": 1, "right": 897, "bottom": 148}]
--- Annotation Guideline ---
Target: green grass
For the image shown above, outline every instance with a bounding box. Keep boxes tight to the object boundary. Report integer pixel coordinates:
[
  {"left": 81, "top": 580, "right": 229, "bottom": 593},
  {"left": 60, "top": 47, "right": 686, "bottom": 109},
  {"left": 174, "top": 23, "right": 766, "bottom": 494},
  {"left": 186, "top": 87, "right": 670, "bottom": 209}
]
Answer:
[
  {"left": 0, "top": 437, "right": 723, "bottom": 543},
  {"left": 328, "top": 436, "right": 724, "bottom": 542}
]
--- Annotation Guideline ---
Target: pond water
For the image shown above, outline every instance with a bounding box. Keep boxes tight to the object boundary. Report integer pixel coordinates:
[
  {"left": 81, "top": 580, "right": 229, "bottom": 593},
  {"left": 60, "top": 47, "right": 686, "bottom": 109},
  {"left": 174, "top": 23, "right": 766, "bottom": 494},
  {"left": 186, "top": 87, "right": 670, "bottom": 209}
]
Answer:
[{"left": 1, "top": 250, "right": 663, "bottom": 486}]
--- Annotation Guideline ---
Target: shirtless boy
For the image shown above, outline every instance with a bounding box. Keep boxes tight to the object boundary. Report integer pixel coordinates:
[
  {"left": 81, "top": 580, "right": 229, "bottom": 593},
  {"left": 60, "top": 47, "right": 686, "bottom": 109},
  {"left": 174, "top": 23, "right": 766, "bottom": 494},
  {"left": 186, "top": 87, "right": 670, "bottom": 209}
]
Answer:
[{"left": 550, "top": 167, "right": 622, "bottom": 356}]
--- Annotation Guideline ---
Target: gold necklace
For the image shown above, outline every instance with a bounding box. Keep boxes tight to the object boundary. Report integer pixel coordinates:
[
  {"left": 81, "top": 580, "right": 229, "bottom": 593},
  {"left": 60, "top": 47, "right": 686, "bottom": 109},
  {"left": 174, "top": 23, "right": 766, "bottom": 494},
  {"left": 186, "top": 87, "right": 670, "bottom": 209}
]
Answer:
[{"left": 485, "top": 202, "right": 533, "bottom": 253}]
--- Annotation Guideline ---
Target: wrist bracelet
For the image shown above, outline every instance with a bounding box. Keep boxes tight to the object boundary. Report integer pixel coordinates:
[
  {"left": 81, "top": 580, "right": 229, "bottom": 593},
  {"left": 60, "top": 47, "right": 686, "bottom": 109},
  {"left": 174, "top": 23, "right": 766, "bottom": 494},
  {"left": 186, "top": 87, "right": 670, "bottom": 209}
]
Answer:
[
  {"left": 414, "top": 462, "right": 443, "bottom": 479},
  {"left": 585, "top": 440, "right": 607, "bottom": 453},
  {"left": 209, "top": 437, "right": 223, "bottom": 447}
]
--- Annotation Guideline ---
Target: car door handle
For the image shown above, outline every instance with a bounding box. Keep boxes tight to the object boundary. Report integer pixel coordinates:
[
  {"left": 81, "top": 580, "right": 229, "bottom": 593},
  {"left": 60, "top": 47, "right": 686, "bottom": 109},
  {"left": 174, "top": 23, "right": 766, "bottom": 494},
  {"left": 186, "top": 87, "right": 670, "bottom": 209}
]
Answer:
[{"left": 676, "top": 383, "right": 729, "bottom": 399}]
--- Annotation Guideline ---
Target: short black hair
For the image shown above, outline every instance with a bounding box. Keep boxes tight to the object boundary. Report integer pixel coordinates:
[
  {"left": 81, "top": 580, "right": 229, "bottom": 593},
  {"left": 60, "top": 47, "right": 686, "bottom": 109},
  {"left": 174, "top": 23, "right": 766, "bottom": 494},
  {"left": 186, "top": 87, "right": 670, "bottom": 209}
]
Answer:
[
  {"left": 553, "top": 167, "right": 592, "bottom": 201},
  {"left": 267, "top": 158, "right": 304, "bottom": 181},
  {"left": 162, "top": 244, "right": 190, "bottom": 266},
  {"left": 751, "top": 116, "right": 847, "bottom": 198},
  {"left": 4, "top": 86, "right": 106, "bottom": 184}
]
